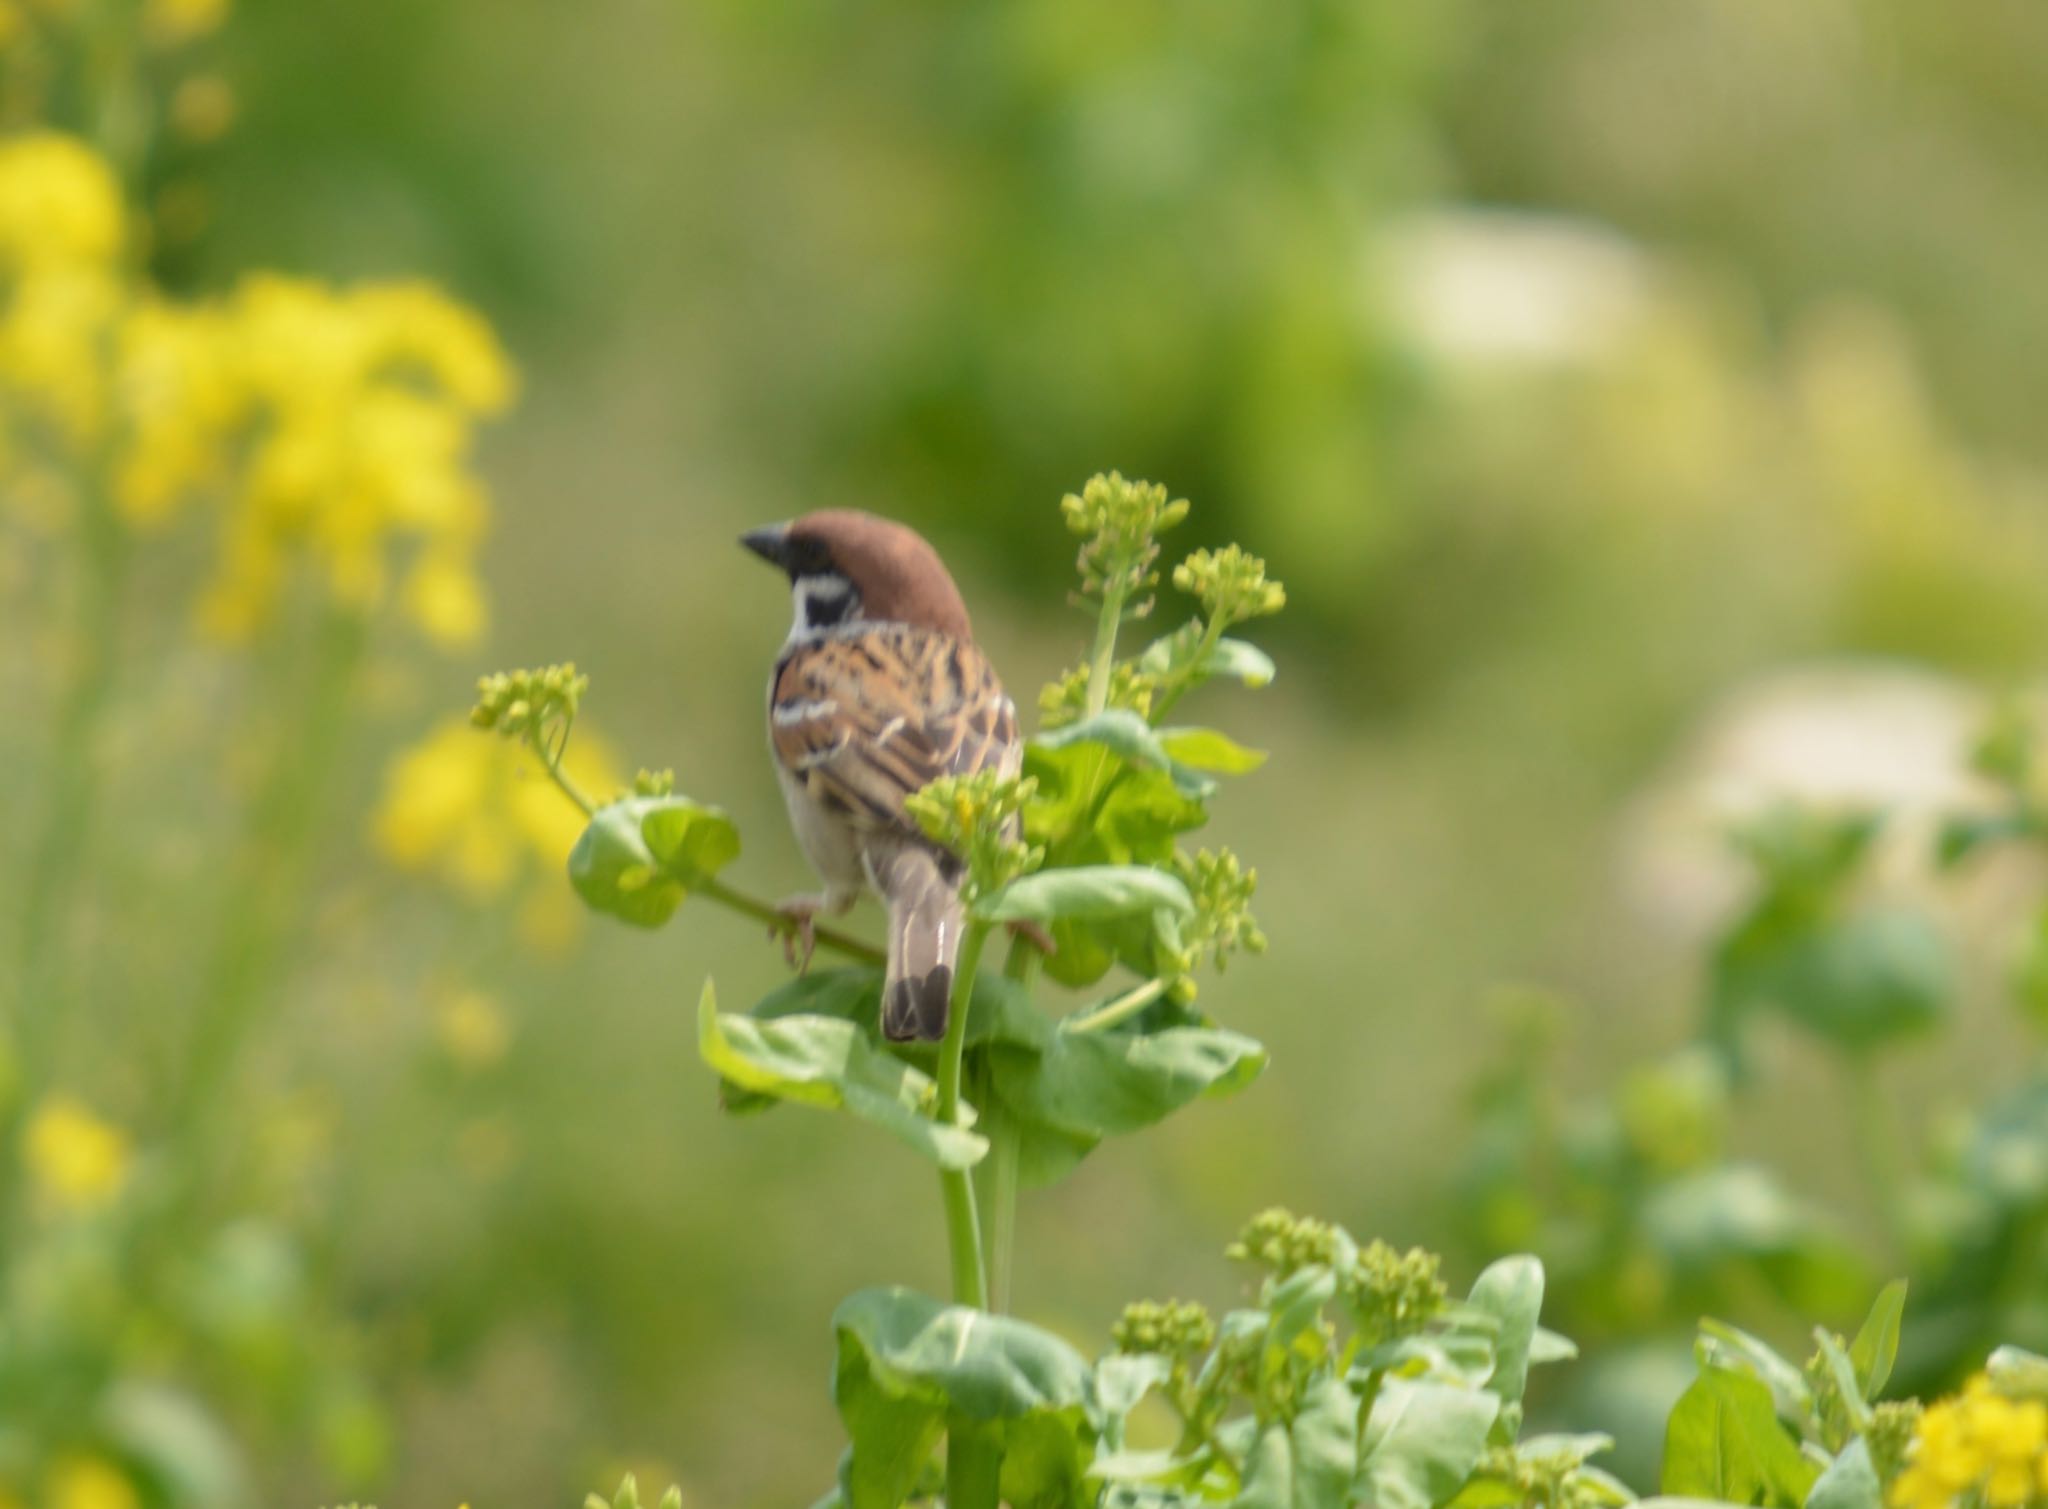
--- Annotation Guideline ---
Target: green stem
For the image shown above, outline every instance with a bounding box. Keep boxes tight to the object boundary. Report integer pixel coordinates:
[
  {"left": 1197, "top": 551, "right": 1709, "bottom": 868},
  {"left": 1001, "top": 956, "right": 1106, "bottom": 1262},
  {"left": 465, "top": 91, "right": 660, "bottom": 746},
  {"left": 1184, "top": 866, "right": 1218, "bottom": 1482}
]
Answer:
[
  {"left": 937, "top": 922, "right": 990, "bottom": 1310},
  {"left": 13, "top": 474, "right": 125, "bottom": 1067},
  {"left": 1148, "top": 612, "right": 1226, "bottom": 725},
  {"left": 173, "top": 610, "right": 365, "bottom": 1140},
  {"left": 938, "top": 919, "right": 999, "bottom": 1506},
  {"left": 1067, "top": 975, "right": 1171, "bottom": 1035},
  {"left": 1084, "top": 584, "right": 1129, "bottom": 718},
  {"left": 975, "top": 936, "right": 1038, "bottom": 1315},
  {"left": 528, "top": 736, "right": 886, "bottom": 968}
]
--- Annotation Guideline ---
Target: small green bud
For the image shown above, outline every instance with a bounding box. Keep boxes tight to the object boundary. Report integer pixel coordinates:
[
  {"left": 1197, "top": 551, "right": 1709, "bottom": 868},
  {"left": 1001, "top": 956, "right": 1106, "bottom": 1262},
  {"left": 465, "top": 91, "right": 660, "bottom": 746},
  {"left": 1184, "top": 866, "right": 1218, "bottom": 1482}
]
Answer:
[
  {"left": 1349, "top": 1239, "right": 1447, "bottom": 1339},
  {"left": 1173, "top": 545, "right": 1285, "bottom": 629},
  {"left": 1112, "top": 1298, "right": 1216, "bottom": 1358},
  {"left": 903, "top": 770, "right": 1043, "bottom": 902},
  {"left": 1867, "top": 1398, "right": 1923, "bottom": 1484},
  {"left": 634, "top": 767, "right": 676, "bottom": 798},
  {"left": 1171, "top": 848, "right": 1267, "bottom": 977},
  {"left": 1037, "top": 660, "right": 1156, "bottom": 729},
  {"left": 469, "top": 662, "right": 589, "bottom": 748},
  {"left": 1227, "top": 1207, "right": 1342, "bottom": 1276},
  {"left": 1061, "top": 471, "right": 1190, "bottom": 614}
]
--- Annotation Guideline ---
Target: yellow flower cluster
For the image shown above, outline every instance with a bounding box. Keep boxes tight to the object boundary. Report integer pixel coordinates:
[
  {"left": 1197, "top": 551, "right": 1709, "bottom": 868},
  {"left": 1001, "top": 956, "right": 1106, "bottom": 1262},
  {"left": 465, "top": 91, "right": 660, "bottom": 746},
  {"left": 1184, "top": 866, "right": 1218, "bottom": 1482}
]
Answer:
[
  {"left": 373, "top": 716, "right": 623, "bottom": 950},
  {"left": 1894, "top": 1376, "right": 2048, "bottom": 1509},
  {"left": 0, "top": 132, "right": 514, "bottom": 648},
  {"left": 23, "top": 1095, "right": 131, "bottom": 1214}
]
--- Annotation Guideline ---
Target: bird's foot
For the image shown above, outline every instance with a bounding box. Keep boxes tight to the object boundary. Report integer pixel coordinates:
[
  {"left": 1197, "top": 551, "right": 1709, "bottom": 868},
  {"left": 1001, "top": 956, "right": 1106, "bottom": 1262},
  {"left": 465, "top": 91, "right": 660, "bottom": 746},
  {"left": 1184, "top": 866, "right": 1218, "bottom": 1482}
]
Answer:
[{"left": 770, "top": 891, "right": 854, "bottom": 975}]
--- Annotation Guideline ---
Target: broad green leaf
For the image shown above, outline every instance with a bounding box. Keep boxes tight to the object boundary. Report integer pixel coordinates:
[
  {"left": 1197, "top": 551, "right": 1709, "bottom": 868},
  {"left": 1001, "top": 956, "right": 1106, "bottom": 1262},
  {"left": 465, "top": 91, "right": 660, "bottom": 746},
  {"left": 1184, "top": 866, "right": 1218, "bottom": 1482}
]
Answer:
[
  {"left": 1236, "top": 1424, "right": 1295, "bottom": 1509},
  {"left": 1290, "top": 1376, "right": 1362, "bottom": 1509},
  {"left": 568, "top": 795, "right": 740, "bottom": 926},
  {"left": 1467, "top": 1256, "right": 1545, "bottom": 1407},
  {"left": 1358, "top": 1377, "right": 1500, "bottom": 1509},
  {"left": 990, "top": 1024, "right": 1266, "bottom": 1186},
  {"left": 1697, "top": 1319, "right": 1814, "bottom": 1423},
  {"left": 1139, "top": 626, "right": 1277, "bottom": 689},
  {"left": 1156, "top": 726, "right": 1268, "bottom": 775},
  {"left": 977, "top": 866, "right": 1194, "bottom": 926},
  {"left": 1847, "top": 1280, "right": 1906, "bottom": 1400},
  {"left": 1353, "top": 1333, "right": 1496, "bottom": 1389},
  {"left": 1660, "top": 1366, "right": 1818, "bottom": 1507},
  {"left": 1034, "top": 711, "right": 1216, "bottom": 797},
  {"left": 1805, "top": 1438, "right": 1880, "bottom": 1509},
  {"left": 833, "top": 1328, "right": 946, "bottom": 1509},
  {"left": 697, "top": 984, "right": 986, "bottom": 1169}
]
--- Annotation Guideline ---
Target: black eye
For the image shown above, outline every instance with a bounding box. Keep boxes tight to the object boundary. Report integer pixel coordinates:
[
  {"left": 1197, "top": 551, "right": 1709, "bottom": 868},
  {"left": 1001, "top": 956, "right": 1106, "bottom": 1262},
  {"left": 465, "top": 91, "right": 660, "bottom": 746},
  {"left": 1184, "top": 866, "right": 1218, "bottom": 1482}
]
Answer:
[{"left": 784, "top": 536, "right": 834, "bottom": 576}]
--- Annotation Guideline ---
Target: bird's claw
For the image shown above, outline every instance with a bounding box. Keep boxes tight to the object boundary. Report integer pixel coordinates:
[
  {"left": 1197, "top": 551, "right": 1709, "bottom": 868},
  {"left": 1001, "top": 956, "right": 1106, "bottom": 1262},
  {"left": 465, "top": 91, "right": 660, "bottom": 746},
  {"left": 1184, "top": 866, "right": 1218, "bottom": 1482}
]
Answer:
[{"left": 772, "top": 903, "right": 820, "bottom": 975}]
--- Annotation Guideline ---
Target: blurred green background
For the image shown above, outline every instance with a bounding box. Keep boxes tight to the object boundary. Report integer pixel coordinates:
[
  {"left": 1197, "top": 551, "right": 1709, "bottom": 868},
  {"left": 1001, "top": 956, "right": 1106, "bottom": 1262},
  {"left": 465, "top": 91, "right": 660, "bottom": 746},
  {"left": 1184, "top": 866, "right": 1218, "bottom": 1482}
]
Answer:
[{"left": 14, "top": 0, "right": 2048, "bottom": 1504}]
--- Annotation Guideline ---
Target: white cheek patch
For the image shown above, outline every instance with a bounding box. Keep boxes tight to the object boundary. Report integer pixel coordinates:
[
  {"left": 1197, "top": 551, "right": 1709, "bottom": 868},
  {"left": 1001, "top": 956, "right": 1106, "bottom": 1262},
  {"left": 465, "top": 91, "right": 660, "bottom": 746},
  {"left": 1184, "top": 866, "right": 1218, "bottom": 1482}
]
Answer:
[{"left": 790, "top": 574, "right": 860, "bottom": 637}]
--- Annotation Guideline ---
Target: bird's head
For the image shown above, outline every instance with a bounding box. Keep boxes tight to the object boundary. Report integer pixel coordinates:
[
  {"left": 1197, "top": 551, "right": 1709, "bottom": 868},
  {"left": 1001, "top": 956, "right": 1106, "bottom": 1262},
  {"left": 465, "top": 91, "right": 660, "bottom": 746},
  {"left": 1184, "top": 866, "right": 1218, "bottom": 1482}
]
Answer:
[{"left": 741, "top": 510, "right": 974, "bottom": 642}]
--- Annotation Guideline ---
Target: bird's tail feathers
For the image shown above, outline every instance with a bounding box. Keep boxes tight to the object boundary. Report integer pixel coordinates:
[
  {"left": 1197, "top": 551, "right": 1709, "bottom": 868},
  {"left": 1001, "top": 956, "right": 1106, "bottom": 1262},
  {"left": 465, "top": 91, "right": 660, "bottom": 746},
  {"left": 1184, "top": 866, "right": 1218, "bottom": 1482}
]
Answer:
[{"left": 879, "top": 847, "right": 962, "bottom": 1042}]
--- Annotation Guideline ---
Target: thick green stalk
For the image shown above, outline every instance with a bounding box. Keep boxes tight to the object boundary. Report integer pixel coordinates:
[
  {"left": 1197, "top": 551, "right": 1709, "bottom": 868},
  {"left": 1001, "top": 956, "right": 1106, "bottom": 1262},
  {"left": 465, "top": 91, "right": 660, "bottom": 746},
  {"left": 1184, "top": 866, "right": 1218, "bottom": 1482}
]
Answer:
[
  {"left": 976, "top": 936, "right": 1038, "bottom": 1314},
  {"left": 937, "top": 922, "right": 990, "bottom": 1309},
  {"left": 1083, "top": 583, "right": 1129, "bottom": 718},
  {"left": 937, "top": 922, "right": 998, "bottom": 1509}
]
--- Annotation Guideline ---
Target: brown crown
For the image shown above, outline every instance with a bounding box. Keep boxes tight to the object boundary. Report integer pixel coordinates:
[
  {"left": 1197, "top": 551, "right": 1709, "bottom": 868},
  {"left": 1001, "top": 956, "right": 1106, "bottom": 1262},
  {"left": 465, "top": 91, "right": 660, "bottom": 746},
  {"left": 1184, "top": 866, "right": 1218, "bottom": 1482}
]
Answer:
[{"left": 786, "top": 510, "right": 974, "bottom": 642}]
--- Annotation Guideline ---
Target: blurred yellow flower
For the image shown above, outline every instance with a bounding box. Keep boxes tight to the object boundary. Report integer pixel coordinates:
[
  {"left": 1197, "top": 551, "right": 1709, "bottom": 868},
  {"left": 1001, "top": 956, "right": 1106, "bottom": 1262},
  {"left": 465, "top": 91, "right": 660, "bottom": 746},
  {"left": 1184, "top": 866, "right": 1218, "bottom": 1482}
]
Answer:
[
  {"left": 437, "top": 989, "right": 512, "bottom": 1070},
  {"left": 143, "top": 0, "right": 227, "bottom": 45},
  {"left": 25, "top": 1096, "right": 131, "bottom": 1213},
  {"left": 169, "top": 74, "right": 237, "bottom": 142},
  {"left": 0, "top": 134, "right": 513, "bottom": 650},
  {"left": 0, "top": 133, "right": 124, "bottom": 270},
  {"left": 374, "top": 715, "right": 620, "bottom": 912},
  {"left": 46, "top": 1459, "right": 138, "bottom": 1509},
  {"left": 1893, "top": 1376, "right": 2048, "bottom": 1509}
]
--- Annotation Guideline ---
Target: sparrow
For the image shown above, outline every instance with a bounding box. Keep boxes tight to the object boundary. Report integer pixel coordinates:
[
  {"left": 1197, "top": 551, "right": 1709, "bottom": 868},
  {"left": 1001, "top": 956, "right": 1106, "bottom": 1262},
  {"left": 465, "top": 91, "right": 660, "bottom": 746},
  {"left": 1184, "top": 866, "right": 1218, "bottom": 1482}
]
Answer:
[{"left": 742, "top": 510, "right": 1021, "bottom": 1042}]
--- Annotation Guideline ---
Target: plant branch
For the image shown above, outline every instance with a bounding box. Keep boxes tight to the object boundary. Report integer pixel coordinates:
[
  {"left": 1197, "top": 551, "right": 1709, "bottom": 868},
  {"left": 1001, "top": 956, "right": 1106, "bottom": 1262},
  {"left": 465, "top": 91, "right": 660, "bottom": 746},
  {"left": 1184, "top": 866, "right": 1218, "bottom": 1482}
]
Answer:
[
  {"left": 520, "top": 729, "right": 887, "bottom": 968},
  {"left": 1084, "top": 584, "right": 1129, "bottom": 719},
  {"left": 1148, "top": 611, "right": 1226, "bottom": 725},
  {"left": 937, "top": 921, "right": 990, "bottom": 1311},
  {"left": 1067, "top": 975, "right": 1171, "bottom": 1035}
]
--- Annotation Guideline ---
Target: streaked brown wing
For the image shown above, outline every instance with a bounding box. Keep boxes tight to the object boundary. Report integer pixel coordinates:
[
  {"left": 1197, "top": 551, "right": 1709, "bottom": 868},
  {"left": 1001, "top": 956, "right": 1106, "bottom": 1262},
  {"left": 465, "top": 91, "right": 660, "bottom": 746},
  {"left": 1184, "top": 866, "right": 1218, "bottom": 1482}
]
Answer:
[{"left": 770, "top": 624, "right": 1018, "bottom": 834}]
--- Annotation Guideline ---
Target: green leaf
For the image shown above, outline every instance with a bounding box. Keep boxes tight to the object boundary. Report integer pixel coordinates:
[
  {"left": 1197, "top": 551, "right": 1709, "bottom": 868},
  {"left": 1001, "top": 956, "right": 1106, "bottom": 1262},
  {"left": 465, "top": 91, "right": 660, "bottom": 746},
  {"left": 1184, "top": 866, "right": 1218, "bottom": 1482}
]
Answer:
[
  {"left": 1156, "top": 726, "right": 1268, "bottom": 775},
  {"left": 696, "top": 983, "right": 986, "bottom": 1169},
  {"left": 1034, "top": 710, "right": 1217, "bottom": 797},
  {"left": 1093, "top": 1353, "right": 1173, "bottom": 1450},
  {"left": 977, "top": 866, "right": 1194, "bottom": 926},
  {"left": 832, "top": 1286, "right": 1093, "bottom": 1508},
  {"left": 1847, "top": 1280, "right": 1906, "bottom": 1400},
  {"left": 1805, "top": 1439, "right": 1881, "bottom": 1509},
  {"left": 990, "top": 1024, "right": 1266, "bottom": 1187},
  {"left": 1358, "top": 1378, "right": 1499, "bottom": 1509},
  {"left": 1529, "top": 1327, "right": 1579, "bottom": 1366},
  {"left": 1811, "top": 1330, "right": 1871, "bottom": 1433},
  {"left": 1139, "top": 627, "right": 1276, "bottom": 689},
  {"left": 1661, "top": 1366, "right": 1818, "bottom": 1507},
  {"left": 1697, "top": 1319, "right": 1815, "bottom": 1424},
  {"left": 568, "top": 795, "right": 740, "bottom": 927},
  {"left": 1466, "top": 1256, "right": 1544, "bottom": 1408}
]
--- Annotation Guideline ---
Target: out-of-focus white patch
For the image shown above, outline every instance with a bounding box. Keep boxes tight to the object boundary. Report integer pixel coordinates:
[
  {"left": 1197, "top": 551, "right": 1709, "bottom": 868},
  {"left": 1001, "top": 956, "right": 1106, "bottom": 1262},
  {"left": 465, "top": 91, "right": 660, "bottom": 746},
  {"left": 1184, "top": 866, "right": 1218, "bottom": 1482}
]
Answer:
[
  {"left": 1619, "top": 662, "right": 1992, "bottom": 940},
  {"left": 1377, "top": 208, "right": 1653, "bottom": 369}
]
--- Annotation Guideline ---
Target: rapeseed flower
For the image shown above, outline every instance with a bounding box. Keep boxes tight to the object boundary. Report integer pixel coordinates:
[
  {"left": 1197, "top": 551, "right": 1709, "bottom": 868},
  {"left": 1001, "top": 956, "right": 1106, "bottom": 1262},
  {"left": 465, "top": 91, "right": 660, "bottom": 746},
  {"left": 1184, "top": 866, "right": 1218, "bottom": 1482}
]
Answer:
[
  {"left": 1893, "top": 1376, "right": 2048, "bottom": 1509},
  {"left": 24, "top": 1095, "right": 131, "bottom": 1213}
]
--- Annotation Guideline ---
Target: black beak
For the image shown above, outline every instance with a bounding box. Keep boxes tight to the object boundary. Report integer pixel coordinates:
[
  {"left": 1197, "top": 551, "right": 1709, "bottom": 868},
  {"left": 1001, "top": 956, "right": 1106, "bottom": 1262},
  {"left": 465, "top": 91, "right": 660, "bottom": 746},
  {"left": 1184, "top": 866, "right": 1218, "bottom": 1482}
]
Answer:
[{"left": 740, "top": 524, "right": 789, "bottom": 569}]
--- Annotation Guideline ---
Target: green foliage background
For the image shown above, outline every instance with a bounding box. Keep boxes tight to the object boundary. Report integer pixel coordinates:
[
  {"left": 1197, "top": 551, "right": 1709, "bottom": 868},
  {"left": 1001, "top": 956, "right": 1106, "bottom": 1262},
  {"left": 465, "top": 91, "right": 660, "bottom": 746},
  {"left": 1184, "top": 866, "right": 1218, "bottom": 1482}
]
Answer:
[{"left": 11, "top": 1, "right": 2048, "bottom": 1505}]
